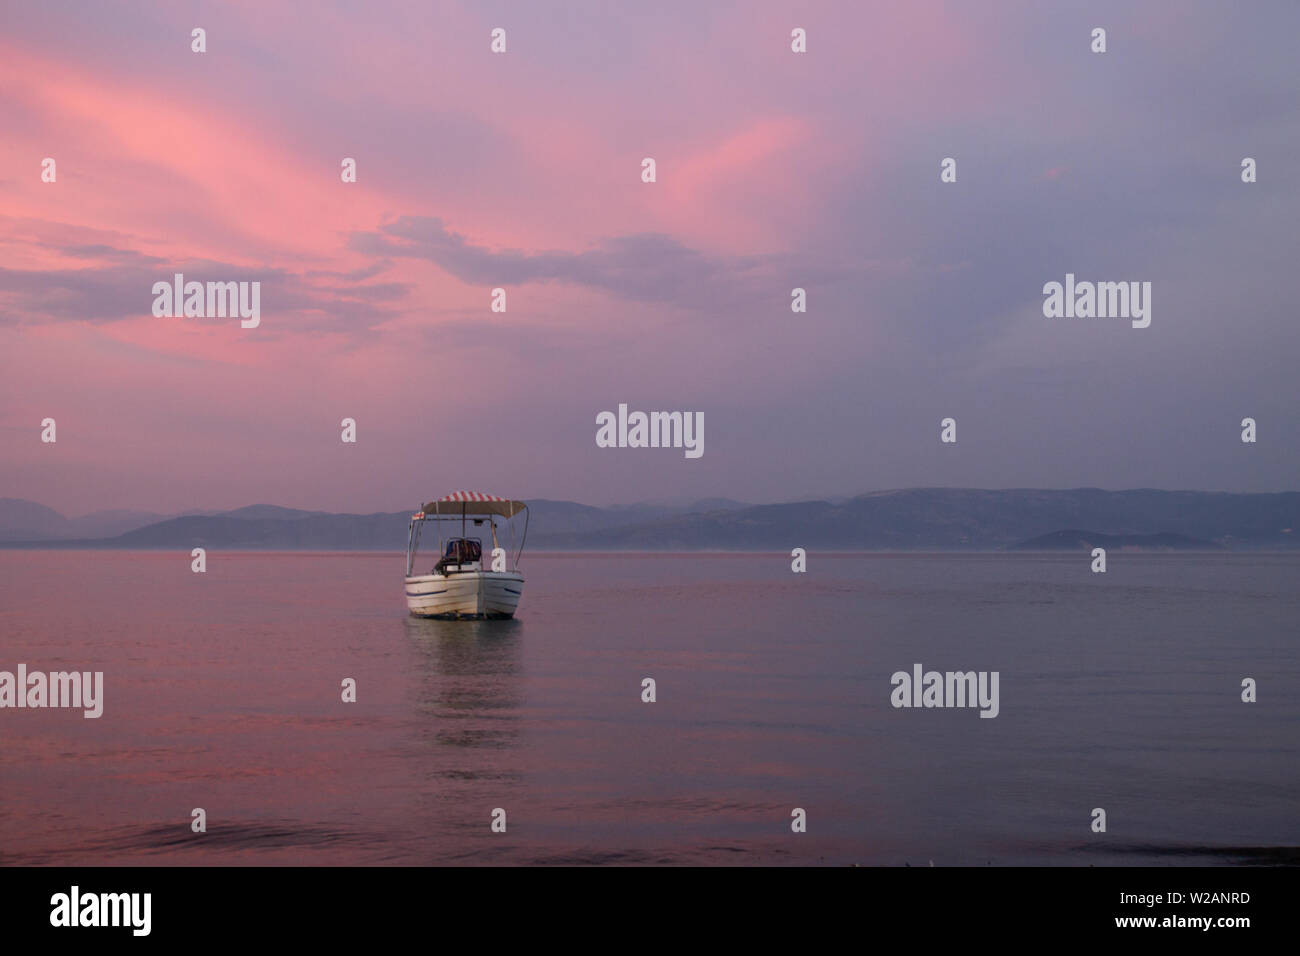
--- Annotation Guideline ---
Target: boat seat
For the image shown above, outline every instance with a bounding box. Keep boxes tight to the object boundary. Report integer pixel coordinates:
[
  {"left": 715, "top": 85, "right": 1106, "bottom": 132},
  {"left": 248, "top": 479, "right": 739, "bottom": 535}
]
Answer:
[{"left": 434, "top": 538, "right": 481, "bottom": 574}]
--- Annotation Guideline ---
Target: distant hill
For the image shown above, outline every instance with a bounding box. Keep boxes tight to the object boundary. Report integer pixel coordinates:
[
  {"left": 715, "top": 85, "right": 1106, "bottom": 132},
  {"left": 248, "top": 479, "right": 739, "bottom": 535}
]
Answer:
[
  {"left": 105, "top": 512, "right": 402, "bottom": 549},
  {"left": 72, "top": 509, "right": 187, "bottom": 538},
  {"left": 1010, "top": 529, "right": 1224, "bottom": 551},
  {"left": 0, "top": 498, "right": 185, "bottom": 540},
  {"left": 0, "top": 489, "right": 1295, "bottom": 551},
  {"left": 0, "top": 498, "right": 743, "bottom": 550},
  {"left": 685, "top": 497, "right": 750, "bottom": 513},
  {"left": 218, "top": 505, "right": 327, "bottom": 521},
  {"left": 0, "top": 498, "right": 66, "bottom": 540},
  {"left": 532, "top": 489, "right": 1300, "bottom": 551}
]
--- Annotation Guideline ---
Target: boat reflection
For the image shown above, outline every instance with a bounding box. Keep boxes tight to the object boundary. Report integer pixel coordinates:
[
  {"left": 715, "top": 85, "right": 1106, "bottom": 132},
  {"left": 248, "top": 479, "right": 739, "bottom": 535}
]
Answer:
[{"left": 403, "top": 616, "right": 525, "bottom": 753}]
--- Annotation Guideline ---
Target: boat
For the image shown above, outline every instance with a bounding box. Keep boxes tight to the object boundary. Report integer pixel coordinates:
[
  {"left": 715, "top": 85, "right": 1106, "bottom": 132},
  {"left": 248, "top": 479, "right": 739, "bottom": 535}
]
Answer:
[{"left": 404, "top": 492, "right": 529, "bottom": 619}]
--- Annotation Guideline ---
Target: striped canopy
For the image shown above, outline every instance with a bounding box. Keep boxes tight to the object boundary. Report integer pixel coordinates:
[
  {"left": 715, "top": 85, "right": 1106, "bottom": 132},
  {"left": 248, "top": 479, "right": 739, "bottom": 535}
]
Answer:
[{"left": 418, "top": 491, "right": 527, "bottom": 518}]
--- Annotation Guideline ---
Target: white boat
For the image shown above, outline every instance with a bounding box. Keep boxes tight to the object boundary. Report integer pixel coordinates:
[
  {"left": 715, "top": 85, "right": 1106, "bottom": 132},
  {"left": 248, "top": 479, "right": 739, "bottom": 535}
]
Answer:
[{"left": 404, "top": 492, "right": 529, "bottom": 619}]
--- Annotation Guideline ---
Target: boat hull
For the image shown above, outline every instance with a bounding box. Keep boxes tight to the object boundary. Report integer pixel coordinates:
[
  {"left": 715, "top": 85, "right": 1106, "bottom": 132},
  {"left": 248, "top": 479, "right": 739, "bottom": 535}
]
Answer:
[{"left": 404, "top": 570, "right": 524, "bottom": 619}]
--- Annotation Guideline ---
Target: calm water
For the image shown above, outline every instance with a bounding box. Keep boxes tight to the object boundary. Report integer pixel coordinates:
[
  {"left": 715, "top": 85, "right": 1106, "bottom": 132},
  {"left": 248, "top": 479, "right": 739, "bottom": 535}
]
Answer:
[{"left": 1, "top": 551, "right": 1297, "bottom": 866}]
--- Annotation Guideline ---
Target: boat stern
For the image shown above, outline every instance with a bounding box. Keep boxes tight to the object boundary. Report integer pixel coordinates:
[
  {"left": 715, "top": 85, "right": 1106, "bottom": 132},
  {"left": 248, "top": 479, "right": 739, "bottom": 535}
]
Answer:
[{"left": 404, "top": 571, "right": 524, "bottom": 619}]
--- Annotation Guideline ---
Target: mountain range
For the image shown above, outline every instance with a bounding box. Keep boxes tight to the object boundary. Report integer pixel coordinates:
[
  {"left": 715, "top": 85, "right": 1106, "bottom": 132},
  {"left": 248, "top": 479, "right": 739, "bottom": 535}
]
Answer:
[{"left": 1, "top": 489, "right": 1296, "bottom": 551}]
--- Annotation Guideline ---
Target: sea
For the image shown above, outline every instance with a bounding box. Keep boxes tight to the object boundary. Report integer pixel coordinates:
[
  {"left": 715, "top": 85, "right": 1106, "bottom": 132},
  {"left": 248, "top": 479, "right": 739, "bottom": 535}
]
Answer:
[{"left": 1, "top": 551, "right": 1297, "bottom": 866}]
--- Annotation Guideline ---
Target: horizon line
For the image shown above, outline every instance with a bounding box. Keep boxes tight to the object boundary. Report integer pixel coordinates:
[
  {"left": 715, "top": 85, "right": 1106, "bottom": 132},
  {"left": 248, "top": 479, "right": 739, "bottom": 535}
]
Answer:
[{"left": 5, "top": 485, "right": 1300, "bottom": 521}]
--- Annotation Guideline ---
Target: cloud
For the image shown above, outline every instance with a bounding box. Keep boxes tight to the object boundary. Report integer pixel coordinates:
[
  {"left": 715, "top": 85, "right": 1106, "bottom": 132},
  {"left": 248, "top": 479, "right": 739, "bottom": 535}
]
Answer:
[
  {"left": 305, "top": 260, "right": 396, "bottom": 282},
  {"left": 349, "top": 215, "right": 863, "bottom": 311},
  {"left": 0, "top": 234, "right": 407, "bottom": 333}
]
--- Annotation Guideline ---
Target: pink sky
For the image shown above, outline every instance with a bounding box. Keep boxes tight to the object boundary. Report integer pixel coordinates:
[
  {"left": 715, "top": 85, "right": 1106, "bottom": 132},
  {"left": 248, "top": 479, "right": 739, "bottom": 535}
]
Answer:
[{"left": 3, "top": 1, "right": 1297, "bottom": 513}]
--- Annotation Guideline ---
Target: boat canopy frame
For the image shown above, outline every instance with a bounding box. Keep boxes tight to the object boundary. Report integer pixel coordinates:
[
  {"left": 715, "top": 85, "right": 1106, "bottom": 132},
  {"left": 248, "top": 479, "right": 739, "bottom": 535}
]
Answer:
[{"left": 405, "top": 499, "right": 529, "bottom": 577}]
